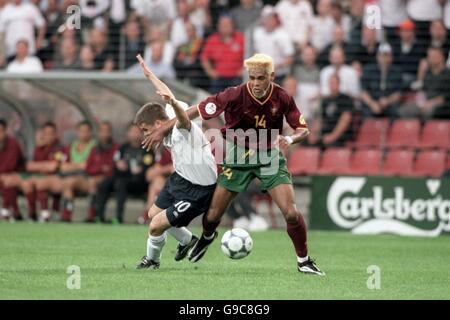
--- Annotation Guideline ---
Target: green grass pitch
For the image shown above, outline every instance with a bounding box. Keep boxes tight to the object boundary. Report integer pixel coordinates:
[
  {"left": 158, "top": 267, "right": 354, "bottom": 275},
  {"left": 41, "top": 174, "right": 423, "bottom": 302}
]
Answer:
[{"left": 1, "top": 222, "right": 449, "bottom": 300}]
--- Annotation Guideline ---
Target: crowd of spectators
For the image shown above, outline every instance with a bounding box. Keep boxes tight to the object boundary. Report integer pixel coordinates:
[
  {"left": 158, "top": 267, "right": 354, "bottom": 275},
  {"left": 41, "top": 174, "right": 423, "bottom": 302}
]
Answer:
[{"left": 1, "top": 0, "right": 450, "bottom": 141}]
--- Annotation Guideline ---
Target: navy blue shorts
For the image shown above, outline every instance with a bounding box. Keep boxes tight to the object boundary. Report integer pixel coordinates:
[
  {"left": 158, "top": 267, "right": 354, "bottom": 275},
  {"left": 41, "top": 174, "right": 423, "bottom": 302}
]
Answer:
[{"left": 155, "top": 172, "right": 216, "bottom": 227}]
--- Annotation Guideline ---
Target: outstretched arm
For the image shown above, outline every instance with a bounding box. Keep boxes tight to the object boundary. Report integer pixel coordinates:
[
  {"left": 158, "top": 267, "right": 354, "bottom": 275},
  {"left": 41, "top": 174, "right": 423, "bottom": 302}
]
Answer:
[
  {"left": 136, "top": 54, "right": 201, "bottom": 150},
  {"left": 137, "top": 54, "right": 176, "bottom": 100}
]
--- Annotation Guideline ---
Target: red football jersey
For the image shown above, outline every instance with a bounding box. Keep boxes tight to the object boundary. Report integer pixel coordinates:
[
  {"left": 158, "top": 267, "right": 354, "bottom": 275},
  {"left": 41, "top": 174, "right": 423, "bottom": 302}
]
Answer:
[
  {"left": 33, "top": 140, "right": 65, "bottom": 162},
  {"left": 197, "top": 83, "right": 308, "bottom": 149},
  {"left": 0, "top": 136, "right": 25, "bottom": 174},
  {"left": 85, "top": 142, "right": 119, "bottom": 177}
]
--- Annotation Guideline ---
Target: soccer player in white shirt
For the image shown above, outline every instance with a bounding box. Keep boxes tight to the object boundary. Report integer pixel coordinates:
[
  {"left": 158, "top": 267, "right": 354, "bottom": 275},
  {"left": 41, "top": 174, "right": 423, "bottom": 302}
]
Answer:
[{"left": 134, "top": 54, "right": 217, "bottom": 269}]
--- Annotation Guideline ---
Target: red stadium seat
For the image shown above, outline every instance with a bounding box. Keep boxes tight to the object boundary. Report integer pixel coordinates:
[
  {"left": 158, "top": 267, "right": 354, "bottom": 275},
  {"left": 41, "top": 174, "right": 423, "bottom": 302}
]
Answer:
[
  {"left": 382, "top": 150, "right": 415, "bottom": 177},
  {"left": 351, "top": 118, "right": 389, "bottom": 148},
  {"left": 349, "top": 149, "right": 382, "bottom": 175},
  {"left": 317, "top": 147, "right": 352, "bottom": 175},
  {"left": 386, "top": 119, "right": 421, "bottom": 149},
  {"left": 287, "top": 147, "right": 320, "bottom": 176},
  {"left": 419, "top": 120, "right": 450, "bottom": 150},
  {"left": 413, "top": 150, "right": 447, "bottom": 177}
]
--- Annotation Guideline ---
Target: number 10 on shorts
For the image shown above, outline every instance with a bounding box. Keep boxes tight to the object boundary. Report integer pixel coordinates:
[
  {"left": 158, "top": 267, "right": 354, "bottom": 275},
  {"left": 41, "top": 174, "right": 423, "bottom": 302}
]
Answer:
[{"left": 174, "top": 201, "right": 191, "bottom": 213}]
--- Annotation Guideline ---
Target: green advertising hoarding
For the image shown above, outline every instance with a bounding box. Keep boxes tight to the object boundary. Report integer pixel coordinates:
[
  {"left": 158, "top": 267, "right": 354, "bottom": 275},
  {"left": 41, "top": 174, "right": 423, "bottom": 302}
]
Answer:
[{"left": 310, "top": 176, "right": 450, "bottom": 236}]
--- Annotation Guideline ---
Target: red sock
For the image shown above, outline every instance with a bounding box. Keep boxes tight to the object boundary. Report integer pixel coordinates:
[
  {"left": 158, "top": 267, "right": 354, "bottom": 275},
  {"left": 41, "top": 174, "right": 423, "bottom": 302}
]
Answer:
[
  {"left": 25, "top": 191, "right": 37, "bottom": 218},
  {"left": 286, "top": 214, "right": 308, "bottom": 258},
  {"left": 61, "top": 209, "right": 72, "bottom": 221},
  {"left": 2, "top": 187, "right": 12, "bottom": 209},
  {"left": 37, "top": 190, "right": 49, "bottom": 211},
  {"left": 87, "top": 206, "right": 96, "bottom": 221},
  {"left": 52, "top": 194, "right": 61, "bottom": 212},
  {"left": 2, "top": 188, "right": 20, "bottom": 215}
]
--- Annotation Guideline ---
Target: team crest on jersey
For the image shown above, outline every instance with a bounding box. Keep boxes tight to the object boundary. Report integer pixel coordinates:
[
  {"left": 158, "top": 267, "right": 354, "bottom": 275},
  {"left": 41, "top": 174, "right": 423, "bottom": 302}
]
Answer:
[
  {"left": 299, "top": 114, "right": 307, "bottom": 126},
  {"left": 205, "top": 102, "right": 217, "bottom": 115},
  {"left": 54, "top": 151, "right": 65, "bottom": 162},
  {"left": 143, "top": 154, "right": 153, "bottom": 165},
  {"left": 271, "top": 106, "right": 278, "bottom": 116}
]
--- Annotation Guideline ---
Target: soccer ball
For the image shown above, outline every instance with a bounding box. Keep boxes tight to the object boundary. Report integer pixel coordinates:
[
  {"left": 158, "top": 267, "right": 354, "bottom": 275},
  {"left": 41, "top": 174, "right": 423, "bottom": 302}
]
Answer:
[{"left": 220, "top": 228, "right": 253, "bottom": 259}]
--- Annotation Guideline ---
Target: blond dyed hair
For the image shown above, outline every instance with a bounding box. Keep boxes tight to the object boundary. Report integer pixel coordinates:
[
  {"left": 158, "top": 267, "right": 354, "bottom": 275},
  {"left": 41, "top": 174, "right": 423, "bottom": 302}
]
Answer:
[{"left": 244, "top": 53, "right": 274, "bottom": 75}]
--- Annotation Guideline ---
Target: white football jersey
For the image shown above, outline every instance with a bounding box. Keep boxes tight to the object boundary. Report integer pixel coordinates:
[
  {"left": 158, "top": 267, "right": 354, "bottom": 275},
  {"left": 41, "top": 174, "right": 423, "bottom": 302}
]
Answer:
[{"left": 163, "top": 120, "right": 217, "bottom": 186}]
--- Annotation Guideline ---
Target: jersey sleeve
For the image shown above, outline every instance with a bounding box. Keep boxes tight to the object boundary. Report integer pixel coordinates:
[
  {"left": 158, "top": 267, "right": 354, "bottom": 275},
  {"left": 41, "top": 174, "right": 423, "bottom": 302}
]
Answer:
[
  {"left": 285, "top": 96, "right": 309, "bottom": 131},
  {"left": 197, "top": 86, "right": 241, "bottom": 120},
  {"left": 85, "top": 148, "right": 100, "bottom": 176},
  {"left": 157, "top": 148, "right": 172, "bottom": 166}
]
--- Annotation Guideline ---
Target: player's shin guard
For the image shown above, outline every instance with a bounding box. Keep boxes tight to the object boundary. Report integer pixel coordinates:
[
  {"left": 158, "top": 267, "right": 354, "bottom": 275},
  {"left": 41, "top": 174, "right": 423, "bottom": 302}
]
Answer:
[
  {"left": 202, "top": 214, "right": 220, "bottom": 236},
  {"left": 147, "top": 232, "right": 167, "bottom": 262},
  {"left": 286, "top": 214, "right": 308, "bottom": 258}
]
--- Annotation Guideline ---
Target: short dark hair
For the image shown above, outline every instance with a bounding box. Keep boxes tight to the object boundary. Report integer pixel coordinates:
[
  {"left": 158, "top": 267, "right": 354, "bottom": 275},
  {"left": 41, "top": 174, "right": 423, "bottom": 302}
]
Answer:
[
  {"left": 0, "top": 118, "right": 6, "bottom": 129},
  {"left": 77, "top": 120, "right": 93, "bottom": 130},
  {"left": 134, "top": 102, "right": 168, "bottom": 126},
  {"left": 42, "top": 121, "right": 57, "bottom": 130},
  {"left": 99, "top": 120, "right": 113, "bottom": 130}
]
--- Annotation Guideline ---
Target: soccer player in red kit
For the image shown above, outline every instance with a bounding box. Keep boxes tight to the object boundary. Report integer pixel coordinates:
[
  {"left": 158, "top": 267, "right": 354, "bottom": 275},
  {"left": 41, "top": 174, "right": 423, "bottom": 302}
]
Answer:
[
  {"left": 1, "top": 122, "right": 64, "bottom": 221},
  {"left": 142, "top": 53, "right": 324, "bottom": 275},
  {"left": 0, "top": 119, "right": 25, "bottom": 220}
]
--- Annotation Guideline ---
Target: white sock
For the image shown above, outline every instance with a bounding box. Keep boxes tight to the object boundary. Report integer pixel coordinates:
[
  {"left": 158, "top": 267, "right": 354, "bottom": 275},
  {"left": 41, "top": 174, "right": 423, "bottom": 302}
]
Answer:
[
  {"left": 146, "top": 232, "right": 167, "bottom": 262},
  {"left": 167, "top": 227, "right": 192, "bottom": 245},
  {"left": 1, "top": 208, "right": 11, "bottom": 218},
  {"left": 297, "top": 255, "right": 309, "bottom": 264}
]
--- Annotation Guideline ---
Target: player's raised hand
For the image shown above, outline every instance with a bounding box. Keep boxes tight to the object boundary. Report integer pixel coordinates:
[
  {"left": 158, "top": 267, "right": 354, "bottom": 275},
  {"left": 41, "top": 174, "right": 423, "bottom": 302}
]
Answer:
[
  {"left": 156, "top": 90, "right": 172, "bottom": 104},
  {"left": 136, "top": 54, "right": 153, "bottom": 79},
  {"left": 141, "top": 129, "right": 164, "bottom": 151}
]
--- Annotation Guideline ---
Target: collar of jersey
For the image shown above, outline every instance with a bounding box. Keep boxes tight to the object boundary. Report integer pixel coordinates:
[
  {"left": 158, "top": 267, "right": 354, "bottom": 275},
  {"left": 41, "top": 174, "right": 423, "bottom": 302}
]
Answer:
[{"left": 246, "top": 82, "right": 273, "bottom": 106}]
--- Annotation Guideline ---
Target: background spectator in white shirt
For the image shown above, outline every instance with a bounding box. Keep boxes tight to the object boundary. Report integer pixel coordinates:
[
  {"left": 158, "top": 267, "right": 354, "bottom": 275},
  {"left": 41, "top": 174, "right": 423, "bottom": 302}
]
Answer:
[
  {"left": 170, "top": 0, "right": 204, "bottom": 49},
  {"left": 379, "top": 0, "right": 408, "bottom": 45},
  {"left": 275, "top": 0, "right": 313, "bottom": 50},
  {"left": 129, "top": 41, "right": 175, "bottom": 79},
  {"left": 320, "top": 45, "right": 360, "bottom": 98},
  {"left": 0, "top": 0, "right": 46, "bottom": 62},
  {"left": 7, "top": 39, "right": 43, "bottom": 73},
  {"left": 444, "top": 0, "right": 450, "bottom": 29},
  {"left": 252, "top": 5, "right": 294, "bottom": 83},
  {"left": 144, "top": 24, "right": 175, "bottom": 67},
  {"left": 407, "top": 0, "right": 444, "bottom": 49},
  {"left": 131, "top": 0, "right": 176, "bottom": 30},
  {"left": 330, "top": 1, "right": 351, "bottom": 42},
  {"left": 310, "top": 0, "right": 335, "bottom": 53}
]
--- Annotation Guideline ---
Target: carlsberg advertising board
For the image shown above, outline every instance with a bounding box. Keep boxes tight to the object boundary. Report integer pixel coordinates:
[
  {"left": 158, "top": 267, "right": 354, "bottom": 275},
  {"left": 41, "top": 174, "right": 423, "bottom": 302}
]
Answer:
[{"left": 310, "top": 176, "right": 450, "bottom": 237}]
